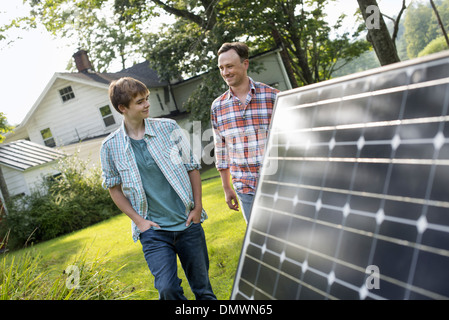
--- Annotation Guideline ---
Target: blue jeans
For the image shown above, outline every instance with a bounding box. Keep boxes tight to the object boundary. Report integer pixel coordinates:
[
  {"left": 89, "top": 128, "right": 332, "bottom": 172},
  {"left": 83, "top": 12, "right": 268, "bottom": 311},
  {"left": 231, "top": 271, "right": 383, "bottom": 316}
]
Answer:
[
  {"left": 236, "top": 192, "right": 254, "bottom": 224},
  {"left": 140, "top": 223, "right": 216, "bottom": 300}
]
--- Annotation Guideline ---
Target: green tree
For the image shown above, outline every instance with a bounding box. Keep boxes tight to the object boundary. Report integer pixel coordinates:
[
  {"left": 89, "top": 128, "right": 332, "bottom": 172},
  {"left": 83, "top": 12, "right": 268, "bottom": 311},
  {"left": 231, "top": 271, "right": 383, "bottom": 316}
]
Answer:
[
  {"left": 405, "top": 2, "right": 435, "bottom": 58},
  {"left": 418, "top": 35, "right": 449, "bottom": 56},
  {"left": 0, "top": 14, "right": 37, "bottom": 44},
  {"left": 430, "top": 0, "right": 449, "bottom": 48},
  {"left": 404, "top": 0, "right": 449, "bottom": 58},
  {"left": 0, "top": 112, "right": 13, "bottom": 204},
  {"left": 143, "top": 0, "right": 369, "bottom": 124},
  {"left": 5, "top": 0, "right": 370, "bottom": 124},
  {"left": 0, "top": 112, "right": 12, "bottom": 143},
  {"left": 26, "top": 0, "right": 156, "bottom": 71},
  {"left": 144, "top": 0, "right": 369, "bottom": 84}
]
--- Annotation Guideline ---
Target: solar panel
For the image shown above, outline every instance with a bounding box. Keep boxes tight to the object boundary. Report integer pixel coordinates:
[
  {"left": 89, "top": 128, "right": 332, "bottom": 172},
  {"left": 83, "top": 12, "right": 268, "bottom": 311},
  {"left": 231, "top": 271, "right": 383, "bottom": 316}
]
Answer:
[{"left": 231, "top": 51, "right": 449, "bottom": 300}]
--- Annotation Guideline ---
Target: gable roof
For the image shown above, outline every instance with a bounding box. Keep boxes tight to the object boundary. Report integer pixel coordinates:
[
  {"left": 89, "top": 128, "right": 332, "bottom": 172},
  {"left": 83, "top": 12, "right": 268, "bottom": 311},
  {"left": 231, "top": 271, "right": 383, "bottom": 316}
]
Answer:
[
  {"left": 114, "top": 61, "right": 168, "bottom": 87},
  {"left": 59, "top": 61, "right": 168, "bottom": 88},
  {"left": 0, "top": 140, "right": 65, "bottom": 171}
]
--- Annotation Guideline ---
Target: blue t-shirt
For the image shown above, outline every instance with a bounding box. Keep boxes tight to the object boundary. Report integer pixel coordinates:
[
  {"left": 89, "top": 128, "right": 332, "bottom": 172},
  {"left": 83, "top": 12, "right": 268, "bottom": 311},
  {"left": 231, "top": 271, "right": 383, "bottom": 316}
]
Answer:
[{"left": 129, "top": 137, "right": 187, "bottom": 231}]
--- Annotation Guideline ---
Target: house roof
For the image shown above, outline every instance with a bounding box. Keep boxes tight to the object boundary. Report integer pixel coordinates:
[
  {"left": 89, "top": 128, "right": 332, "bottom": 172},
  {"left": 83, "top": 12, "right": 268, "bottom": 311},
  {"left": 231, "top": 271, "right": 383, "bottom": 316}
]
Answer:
[
  {"left": 59, "top": 61, "right": 168, "bottom": 88},
  {"left": 115, "top": 61, "right": 168, "bottom": 87},
  {"left": 0, "top": 140, "right": 65, "bottom": 171}
]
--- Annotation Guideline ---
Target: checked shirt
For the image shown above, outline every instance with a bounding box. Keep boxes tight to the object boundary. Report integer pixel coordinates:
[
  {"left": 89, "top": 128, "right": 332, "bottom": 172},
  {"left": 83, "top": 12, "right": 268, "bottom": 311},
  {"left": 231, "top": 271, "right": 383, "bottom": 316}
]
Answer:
[
  {"left": 100, "top": 118, "right": 207, "bottom": 242},
  {"left": 211, "top": 77, "right": 279, "bottom": 194}
]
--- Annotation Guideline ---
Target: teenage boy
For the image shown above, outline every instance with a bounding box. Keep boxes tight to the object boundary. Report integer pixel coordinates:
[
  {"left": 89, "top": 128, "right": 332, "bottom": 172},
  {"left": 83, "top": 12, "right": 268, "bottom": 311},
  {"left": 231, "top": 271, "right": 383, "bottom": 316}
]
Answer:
[{"left": 100, "top": 77, "right": 216, "bottom": 300}]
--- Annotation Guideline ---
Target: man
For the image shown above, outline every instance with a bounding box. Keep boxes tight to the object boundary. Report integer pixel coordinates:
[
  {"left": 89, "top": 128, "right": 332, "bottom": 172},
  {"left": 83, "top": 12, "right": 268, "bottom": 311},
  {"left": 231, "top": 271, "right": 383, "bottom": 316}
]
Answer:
[
  {"left": 211, "top": 42, "right": 280, "bottom": 223},
  {"left": 100, "top": 77, "right": 216, "bottom": 300}
]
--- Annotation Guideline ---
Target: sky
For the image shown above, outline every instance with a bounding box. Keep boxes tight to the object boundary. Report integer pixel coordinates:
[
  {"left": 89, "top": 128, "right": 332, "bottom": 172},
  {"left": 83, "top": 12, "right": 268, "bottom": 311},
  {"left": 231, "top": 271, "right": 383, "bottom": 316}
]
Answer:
[{"left": 0, "top": 0, "right": 410, "bottom": 126}]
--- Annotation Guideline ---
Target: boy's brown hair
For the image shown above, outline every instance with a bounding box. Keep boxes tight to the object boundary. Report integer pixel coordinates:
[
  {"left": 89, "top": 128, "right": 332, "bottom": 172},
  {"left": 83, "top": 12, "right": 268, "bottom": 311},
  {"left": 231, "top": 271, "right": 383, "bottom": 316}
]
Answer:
[
  {"left": 108, "top": 77, "right": 149, "bottom": 114},
  {"left": 217, "top": 42, "right": 249, "bottom": 62}
]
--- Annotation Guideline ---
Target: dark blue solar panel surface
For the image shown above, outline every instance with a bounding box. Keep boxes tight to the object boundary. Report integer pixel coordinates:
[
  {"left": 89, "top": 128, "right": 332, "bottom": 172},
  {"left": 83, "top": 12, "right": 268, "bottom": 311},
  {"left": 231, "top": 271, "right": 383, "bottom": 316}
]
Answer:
[{"left": 231, "top": 51, "right": 449, "bottom": 300}]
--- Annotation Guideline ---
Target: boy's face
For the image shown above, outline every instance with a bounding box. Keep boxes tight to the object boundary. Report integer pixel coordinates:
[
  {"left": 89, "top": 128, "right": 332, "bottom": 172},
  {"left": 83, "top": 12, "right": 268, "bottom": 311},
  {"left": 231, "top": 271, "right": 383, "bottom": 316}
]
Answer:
[{"left": 120, "top": 92, "right": 150, "bottom": 119}]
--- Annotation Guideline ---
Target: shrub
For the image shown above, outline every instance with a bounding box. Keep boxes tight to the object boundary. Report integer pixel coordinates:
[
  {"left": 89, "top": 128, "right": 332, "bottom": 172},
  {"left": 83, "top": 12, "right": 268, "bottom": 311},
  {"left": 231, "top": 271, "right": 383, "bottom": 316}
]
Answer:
[
  {"left": 418, "top": 36, "right": 449, "bottom": 57},
  {"left": 0, "top": 155, "right": 120, "bottom": 250}
]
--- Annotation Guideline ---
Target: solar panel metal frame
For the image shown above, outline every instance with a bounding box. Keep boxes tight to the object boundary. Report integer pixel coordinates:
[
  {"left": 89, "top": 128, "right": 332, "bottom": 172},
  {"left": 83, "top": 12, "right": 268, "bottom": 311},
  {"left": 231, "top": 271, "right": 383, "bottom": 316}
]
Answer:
[{"left": 231, "top": 50, "right": 449, "bottom": 300}]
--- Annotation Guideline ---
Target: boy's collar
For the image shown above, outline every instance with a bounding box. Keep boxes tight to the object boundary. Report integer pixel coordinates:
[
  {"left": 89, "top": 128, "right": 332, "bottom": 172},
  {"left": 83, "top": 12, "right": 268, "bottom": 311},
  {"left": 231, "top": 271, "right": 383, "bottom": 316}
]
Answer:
[
  {"left": 144, "top": 118, "right": 156, "bottom": 137},
  {"left": 120, "top": 118, "right": 156, "bottom": 141}
]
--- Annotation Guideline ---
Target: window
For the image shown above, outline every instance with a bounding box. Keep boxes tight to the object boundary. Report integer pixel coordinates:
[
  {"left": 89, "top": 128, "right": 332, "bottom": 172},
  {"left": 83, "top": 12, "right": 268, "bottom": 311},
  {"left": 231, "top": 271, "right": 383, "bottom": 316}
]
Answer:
[
  {"left": 99, "top": 105, "right": 116, "bottom": 127},
  {"left": 59, "top": 86, "right": 75, "bottom": 102},
  {"left": 40, "top": 128, "right": 56, "bottom": 147},
  {"left": 47, "top": 173, "right": 62, "bottom": 183}
]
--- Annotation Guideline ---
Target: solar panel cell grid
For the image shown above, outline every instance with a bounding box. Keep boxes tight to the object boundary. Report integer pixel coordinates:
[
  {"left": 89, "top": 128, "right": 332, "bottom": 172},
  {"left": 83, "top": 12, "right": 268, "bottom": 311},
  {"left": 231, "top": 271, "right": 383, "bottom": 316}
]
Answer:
[{"left": 232, "top": 51, "right": 449, "bottom": 300}]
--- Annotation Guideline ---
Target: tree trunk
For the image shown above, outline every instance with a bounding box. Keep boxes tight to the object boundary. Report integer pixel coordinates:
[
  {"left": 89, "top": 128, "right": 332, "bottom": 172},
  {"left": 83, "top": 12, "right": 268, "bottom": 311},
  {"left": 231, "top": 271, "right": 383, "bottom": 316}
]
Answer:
[
  {"left": 271, "top": 28, "right": 299, "bottom": 88},
  {"left": 430, "top": 0, "right": 449, "bottom": 48},
  {"left": 282, "top": 5, "right": 314, "bottom": 85},
  {"left": 357, "top": 0, "right": 401, "bottom": 66}
]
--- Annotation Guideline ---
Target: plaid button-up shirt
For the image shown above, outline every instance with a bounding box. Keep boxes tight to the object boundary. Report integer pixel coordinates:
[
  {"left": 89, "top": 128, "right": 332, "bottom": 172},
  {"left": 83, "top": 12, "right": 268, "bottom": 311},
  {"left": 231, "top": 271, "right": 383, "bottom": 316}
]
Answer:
[
  {"left": 100, "top": 118, "right": 207, "bottom": 242},
  {"left": 211, "top": 77, "right": 279, "bottom": 194}
]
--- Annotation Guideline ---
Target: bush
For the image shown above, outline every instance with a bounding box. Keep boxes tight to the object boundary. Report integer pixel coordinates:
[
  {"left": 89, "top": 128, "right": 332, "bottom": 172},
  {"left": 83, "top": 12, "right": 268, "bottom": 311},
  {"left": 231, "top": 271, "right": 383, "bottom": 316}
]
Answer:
[
  {"left": 418, "top": 36, "right": 449, "bottom": 57},
  {"left": 0, "top": 155, "right": 120, "bottom": 250}
]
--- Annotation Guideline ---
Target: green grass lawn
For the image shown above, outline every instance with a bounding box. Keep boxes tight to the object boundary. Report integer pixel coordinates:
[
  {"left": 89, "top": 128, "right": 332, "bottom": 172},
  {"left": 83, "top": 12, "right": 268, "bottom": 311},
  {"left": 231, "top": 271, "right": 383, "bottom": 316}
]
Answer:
[{"left": 2, "top": 166, "right": 247, "bottom": 300}]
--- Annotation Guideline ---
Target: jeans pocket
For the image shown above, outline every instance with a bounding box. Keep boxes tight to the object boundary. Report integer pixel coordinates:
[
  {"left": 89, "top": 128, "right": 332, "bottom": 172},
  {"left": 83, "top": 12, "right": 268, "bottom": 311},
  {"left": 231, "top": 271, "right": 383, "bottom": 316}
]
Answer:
[{"left": 139, "top": 227, "right": 153, "bottom": 241}]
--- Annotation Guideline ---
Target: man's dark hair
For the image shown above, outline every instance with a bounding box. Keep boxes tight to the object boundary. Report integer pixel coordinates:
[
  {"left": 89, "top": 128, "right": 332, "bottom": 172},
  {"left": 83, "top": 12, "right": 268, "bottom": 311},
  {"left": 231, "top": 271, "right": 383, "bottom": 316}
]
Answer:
[{"left": 217, "top": 42, "right": 249, "bottom": 62}]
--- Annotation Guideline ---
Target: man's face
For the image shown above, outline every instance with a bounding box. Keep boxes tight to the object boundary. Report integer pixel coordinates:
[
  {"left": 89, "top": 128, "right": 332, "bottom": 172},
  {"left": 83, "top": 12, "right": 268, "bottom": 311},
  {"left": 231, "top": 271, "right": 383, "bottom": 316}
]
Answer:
[{"left": 218, "top": 49, "right": 249, "bottom": 88}]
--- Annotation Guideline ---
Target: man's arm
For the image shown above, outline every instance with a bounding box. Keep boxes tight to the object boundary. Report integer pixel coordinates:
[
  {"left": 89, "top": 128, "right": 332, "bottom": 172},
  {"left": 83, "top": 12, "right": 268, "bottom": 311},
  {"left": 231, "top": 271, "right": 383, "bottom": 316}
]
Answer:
[
  {"left": 211, "top": 112, "right": 238, "bottom": 211},
  {"left": 186, "top": 169, "right": 203, "bottom": 225},
  {"left": 219, "top": 168, "right": 239, "bottom": 211},
  {"left": 108, "top": 185, "right": 160, "bottom": 232}
]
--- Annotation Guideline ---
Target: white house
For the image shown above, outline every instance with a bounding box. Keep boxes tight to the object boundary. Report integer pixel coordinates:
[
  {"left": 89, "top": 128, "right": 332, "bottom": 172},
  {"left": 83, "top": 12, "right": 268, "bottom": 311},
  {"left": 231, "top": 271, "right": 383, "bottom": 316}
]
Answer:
[
  {"left": 2, "top": 48, "right": 291, "bottom": 199},
  {"left": 0, "top": 139, "right": 65, "bottom": 200},
  {"left": 4, "top": 50, "right": 180, "bottom": 161}
]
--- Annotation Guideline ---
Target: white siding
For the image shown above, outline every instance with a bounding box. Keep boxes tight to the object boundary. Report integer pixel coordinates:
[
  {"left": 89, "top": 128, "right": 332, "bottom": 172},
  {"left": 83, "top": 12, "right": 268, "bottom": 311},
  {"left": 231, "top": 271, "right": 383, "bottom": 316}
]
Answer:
[
  {"left": 3, "top": 126, "right": 29, "bottom": 143},
  {"left": 59, "top": 136, "right": 104, "bottom": 168},
  {"left": 1, "top": 163, "right": 61, "bottom": 197},
  {"left": 23, "top": 165, "right": 60, "bottom": 194},
  {"left": 1, "top": 165, "right": 29, "bottom": 196},
  {"left": 249, "top": 52, "right": 291, "bottom": 91},
  {"left": 172, "top": 78, "right": 202, "bottom": 112},
  {"left": 45, "top": 79, "right": 118, "bottom": 145},
  {"left": 18, "top": 79, "right": 122, "bottom": 147},
  {"left": 148, "top": 87, "right": 178, "bottom": 117},
  {"left": 1, "top": 163, "right": 61, "bottom": 198}
]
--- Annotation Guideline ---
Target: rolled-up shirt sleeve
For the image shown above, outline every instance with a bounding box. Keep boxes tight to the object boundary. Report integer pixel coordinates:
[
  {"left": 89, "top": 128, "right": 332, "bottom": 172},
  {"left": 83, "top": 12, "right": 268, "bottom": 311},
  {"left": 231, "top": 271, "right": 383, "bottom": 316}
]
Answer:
[{"left": 100, "top": 141, "right": 121, "bottom": 189}]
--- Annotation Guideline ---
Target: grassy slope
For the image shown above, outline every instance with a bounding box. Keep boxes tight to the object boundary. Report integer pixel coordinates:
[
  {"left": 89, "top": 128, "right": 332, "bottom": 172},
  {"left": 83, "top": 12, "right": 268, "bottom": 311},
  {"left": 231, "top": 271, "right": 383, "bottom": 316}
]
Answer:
[{"left": 4, "top": 167, "right": 247, "bottom": 300}]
